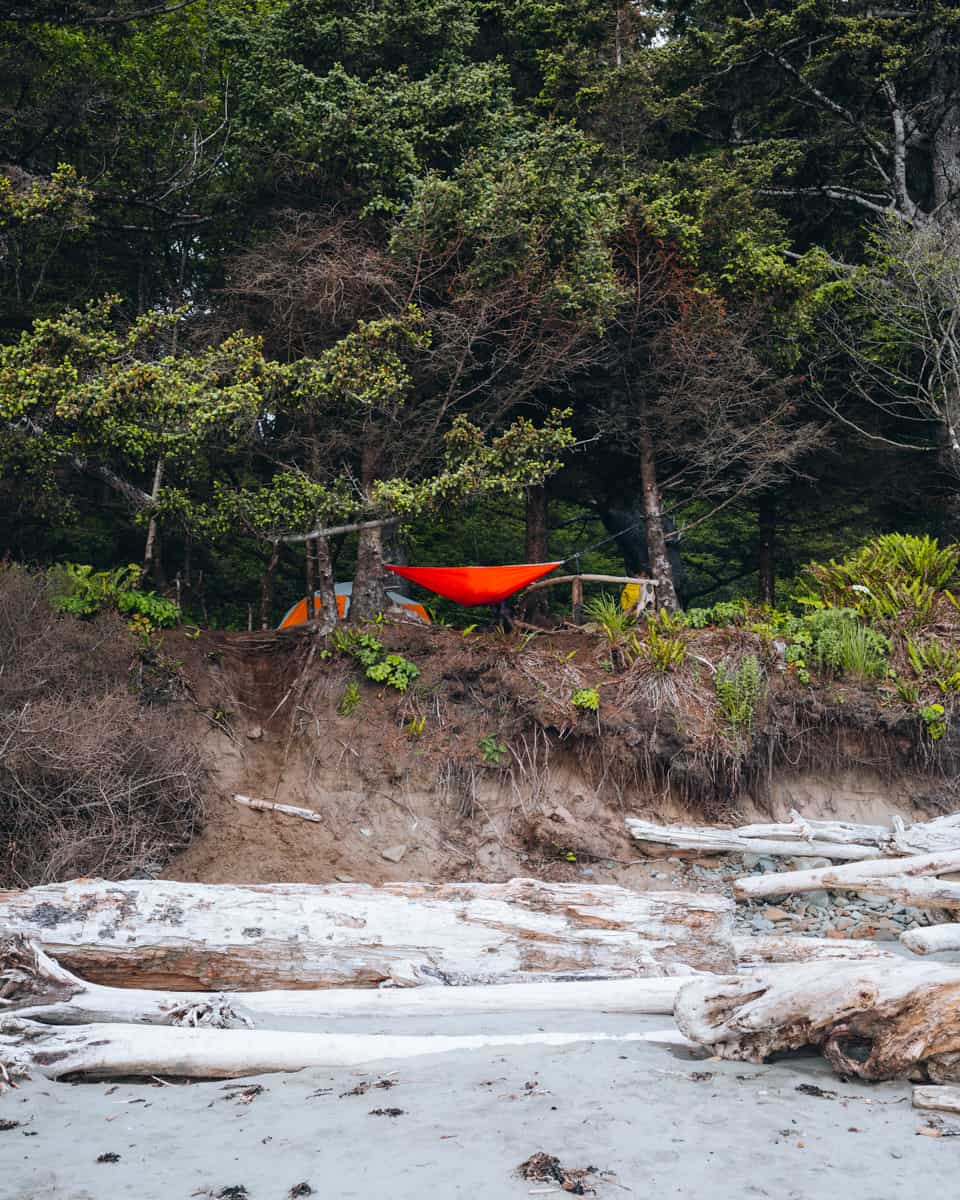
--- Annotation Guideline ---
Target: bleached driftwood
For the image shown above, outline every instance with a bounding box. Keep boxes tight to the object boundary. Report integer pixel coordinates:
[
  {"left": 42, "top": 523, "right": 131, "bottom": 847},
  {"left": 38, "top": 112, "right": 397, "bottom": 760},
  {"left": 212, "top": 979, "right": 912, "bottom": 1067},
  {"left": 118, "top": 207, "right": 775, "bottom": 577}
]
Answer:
[
  {"left": 893, "top": 813, "right": 960, "bottom": 856},
  {"left": 0, "top": 878, "right": 735, "bottom": 990},
  {"left": 818, "top": 875, "right": 960, "bottom": 909},
  {"left": 234, "top": 794, "right": 322, "bottom": 823},
  {"left": 913, "top": 1085, "right": 960, "bottom": 1115},
  {"left": 0, "top": 938, "right": 686, "bottom": 1025},
  {"left": 0, "top": 1018, "right": 692, "bottom": 1082},
  {"left": 628, "top": 812, "right": 960, "bottom": 864},
  {"left": 902, "top": 925, "right": 960, "bottom": 955},
  {"left": 674, "top": 960, "right": 960, "bottom": 1081},
  {"left": 734, "top": 850, "right": 960, "bottom": 901},
  {"left": 625, "top": 817, "right": 880, "bottom": 861},
  {"left": 734, "top": 935, "right": 897, "bottom": 968}
]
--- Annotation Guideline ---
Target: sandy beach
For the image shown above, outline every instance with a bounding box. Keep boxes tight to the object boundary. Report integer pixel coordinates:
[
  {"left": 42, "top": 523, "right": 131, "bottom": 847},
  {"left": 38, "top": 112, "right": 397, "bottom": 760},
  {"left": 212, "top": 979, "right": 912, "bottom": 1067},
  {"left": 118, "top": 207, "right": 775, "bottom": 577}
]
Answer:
[{"left": 2, "top": 1007, "right": 950, "bottom": 1200}]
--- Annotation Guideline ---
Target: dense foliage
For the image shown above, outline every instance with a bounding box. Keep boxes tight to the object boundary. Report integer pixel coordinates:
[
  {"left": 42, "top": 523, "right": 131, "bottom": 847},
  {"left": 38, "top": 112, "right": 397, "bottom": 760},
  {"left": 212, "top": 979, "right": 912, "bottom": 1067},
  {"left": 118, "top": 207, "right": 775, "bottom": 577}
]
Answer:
[{"left": 2, "top": 0, "right": 959, "bottom": 627}]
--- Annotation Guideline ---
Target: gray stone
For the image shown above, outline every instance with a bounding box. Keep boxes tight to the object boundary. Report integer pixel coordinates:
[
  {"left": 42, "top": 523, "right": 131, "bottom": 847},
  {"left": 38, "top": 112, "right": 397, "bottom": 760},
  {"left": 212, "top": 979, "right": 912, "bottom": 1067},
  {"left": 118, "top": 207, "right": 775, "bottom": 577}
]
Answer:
[
  {"left": 751, "top": 915, "right": 775, "bottom": 932},
  {"left": 787, "top": 856, "right": 832, "bottom": 871},
  {"left": 805, "top": 890, "right": 831, "bottom": 909},
  {"left": 381, "top": 844, "right": 408, "bottom": 863}
]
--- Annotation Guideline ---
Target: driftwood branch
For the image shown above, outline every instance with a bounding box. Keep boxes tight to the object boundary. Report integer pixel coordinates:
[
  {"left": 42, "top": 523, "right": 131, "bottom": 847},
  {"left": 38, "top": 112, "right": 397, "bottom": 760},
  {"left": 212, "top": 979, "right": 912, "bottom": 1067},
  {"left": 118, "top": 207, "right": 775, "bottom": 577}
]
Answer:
[
  {"left": 234, "top": 794, "right": 322, "bottom": 823},
  {"left": 901, "top": 925, "right": 960, "bottom": 956},
  {"left": 913, "top": 1085, "right": 960, "bottom": 1115},
  {"left": 734, "top": 850, "right": 960, "bottom": 901}
]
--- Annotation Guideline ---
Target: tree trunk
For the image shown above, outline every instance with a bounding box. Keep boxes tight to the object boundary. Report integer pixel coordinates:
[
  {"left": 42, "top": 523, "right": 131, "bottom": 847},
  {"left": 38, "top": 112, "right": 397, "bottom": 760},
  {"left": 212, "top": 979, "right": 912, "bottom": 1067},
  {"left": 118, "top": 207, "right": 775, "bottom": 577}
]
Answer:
[
  {"left": 140, "top": 456, "right": 165, "bottom": 584},
  {"left": 1, "top": 937, "right": 685, "bottom": 1026},
  {"left": 674, "top": 960, "right": 960, "bottom": 1081},
  {"left": 524, "top": 484, "right": 549, "bottom": 620},
  {"left": 259, "top": 541, "right": 280, "bottom": 630},
  {"left": 734, "top": 850, "right": 960, "bottom": 901},
  {"left": 0, "top": 878, "right": 736, "bottom": 990},
  {"left": 757, "top": 493, "right": 776, "bottom": 606},
  {"left": 638, "top": 424, "right": 679, "bottom": 610},
  {"left": 312, "top": 534, "right": 338, "bottom": 625},
  {"left": 0, "top": 1017, "right": 686, "bottom": 1083},
  {"left": 305, "top": 537, "right": 315, "bottom": 621},
  {"left": 349, "top": 522, "right": 389, "bottom": 620}
]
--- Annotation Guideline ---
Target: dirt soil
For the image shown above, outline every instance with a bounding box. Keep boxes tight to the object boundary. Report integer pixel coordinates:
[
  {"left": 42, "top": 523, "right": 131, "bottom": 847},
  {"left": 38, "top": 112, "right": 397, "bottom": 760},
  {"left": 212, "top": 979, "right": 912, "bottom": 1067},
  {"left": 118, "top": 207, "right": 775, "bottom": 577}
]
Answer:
[{"left": 157, "top": 619, "right": 948, "bottom": 888}]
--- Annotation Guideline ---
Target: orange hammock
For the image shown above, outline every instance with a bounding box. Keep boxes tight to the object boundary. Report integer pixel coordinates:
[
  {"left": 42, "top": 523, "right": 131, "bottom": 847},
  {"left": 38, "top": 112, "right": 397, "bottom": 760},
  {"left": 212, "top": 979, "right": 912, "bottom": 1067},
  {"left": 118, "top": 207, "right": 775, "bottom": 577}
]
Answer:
[{"left": 384, "top": 561, "right": 562, "bottom": 606}]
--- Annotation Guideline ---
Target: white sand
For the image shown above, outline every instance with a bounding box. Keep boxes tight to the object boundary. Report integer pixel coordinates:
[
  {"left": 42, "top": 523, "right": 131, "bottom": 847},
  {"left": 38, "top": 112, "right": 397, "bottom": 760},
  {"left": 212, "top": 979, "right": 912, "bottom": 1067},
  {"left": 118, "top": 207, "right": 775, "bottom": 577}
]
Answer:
[{"left": 0, "top": 1009, "right": 947, "bottom": 1199}]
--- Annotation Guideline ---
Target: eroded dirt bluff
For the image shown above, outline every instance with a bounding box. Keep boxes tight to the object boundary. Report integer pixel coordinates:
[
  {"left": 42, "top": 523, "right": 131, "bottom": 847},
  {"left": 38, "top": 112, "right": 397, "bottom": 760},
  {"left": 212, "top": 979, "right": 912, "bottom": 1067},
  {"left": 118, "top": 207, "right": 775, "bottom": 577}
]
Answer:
[{"left": 159, "top": 619, "right": 958, "bottom": 888}]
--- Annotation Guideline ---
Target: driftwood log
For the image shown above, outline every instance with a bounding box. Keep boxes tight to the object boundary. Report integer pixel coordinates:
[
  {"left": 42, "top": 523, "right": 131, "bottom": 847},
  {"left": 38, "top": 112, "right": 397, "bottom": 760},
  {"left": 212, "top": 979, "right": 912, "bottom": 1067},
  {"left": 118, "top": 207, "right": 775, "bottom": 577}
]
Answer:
[
  {"left": 625, "top": 816, "right": 880, "bottom": 861},
  {"left": 0, "top": 878, "right": 735, "bottom": 990},
  {"left": 0, "top": 938, "right": 687, "bottom": 1025},
  {"left": 901, "top": 925, "right": 960, "bottom": 955},
  {"left": 674, "top": 960, "right": 960, "bottom": 1081},
  {"left": 234, "top": 794, "right": 322, "bottom": 823},
  {"left": 733, "top": 935, "right": 896, "bottom": 968},
  {"left": 913, "top": 1085, "right": 960, "bottom": 1115},
  {"left": 627, "top": 812, "right": 960, "bottom": 863},
  {"left": 0, "top": 1017, "right": 692, "bottom": 1084},
  {"left": 733, "top": 850, "right": 960, "bottom": 901}
]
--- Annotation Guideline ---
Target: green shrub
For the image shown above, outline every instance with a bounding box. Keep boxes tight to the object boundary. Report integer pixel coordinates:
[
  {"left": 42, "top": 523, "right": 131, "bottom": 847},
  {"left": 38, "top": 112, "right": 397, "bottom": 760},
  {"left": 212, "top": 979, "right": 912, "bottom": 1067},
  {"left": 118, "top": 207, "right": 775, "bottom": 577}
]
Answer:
[
  {"left": 715, "top": 655, "right": 764, "bottom": 732},
  {"left": 49, "top": 563, "right": 180, "bottom": 627},
  {"left": 906, "top": 638, "right": 960, "bottom": 694},
  {"left": 919, "top": 702, "right": 947, "bottom": 741},
  {"left": 337, "top": 681, "right": 361, "bottom": 716},
  {"left": 636, "top": 611, "right": 687, "bottom": 673},
  {"left": 803, "top": 609, "right": 890, "bottom": 680}
]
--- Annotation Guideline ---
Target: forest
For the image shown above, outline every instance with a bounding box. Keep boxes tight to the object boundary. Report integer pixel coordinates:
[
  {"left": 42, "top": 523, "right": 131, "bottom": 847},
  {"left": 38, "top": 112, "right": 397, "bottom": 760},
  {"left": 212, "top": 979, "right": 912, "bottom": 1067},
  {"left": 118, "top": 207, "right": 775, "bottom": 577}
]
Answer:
[{"left": 2, "top": 0, "right": 960, "bottom": 628}]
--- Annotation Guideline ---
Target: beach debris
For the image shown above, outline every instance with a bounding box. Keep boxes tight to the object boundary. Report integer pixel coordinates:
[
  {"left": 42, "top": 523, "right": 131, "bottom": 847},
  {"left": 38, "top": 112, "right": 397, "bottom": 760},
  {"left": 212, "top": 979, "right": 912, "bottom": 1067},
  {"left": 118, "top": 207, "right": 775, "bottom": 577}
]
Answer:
[
  {"left": 368, "top": 1107, "right": 404, "bottom": 1117},
  {"left": 96, "top": 1152, "right": 121, "bottom": 1163},
  {"left": 516, "top": 1152, "right": 601, "bottom": 1195},
  {"left": 216, "top": 1188, "right": 250, "bottom": 1199},
  {"left": 341, "top": 1078, "right": 398, "bottom": 1097},
  {"left": 0, "top": 1119, "right": 21, "bottom": 1131},
  {"left": 676, "top": 960, "right": 960, "bottom": 1081},
  {"left": 220, "top": 1082, "right": 266, "bottom": 1104},
  {"left": 796, "top": 1083, "right": 837, "bottom": 1099},
  {"left": 289, "top": 1184, "right": 313, "bottom": 1197},
  {"left": 234, "top": 794, "right": 322, "bottom": 823}
]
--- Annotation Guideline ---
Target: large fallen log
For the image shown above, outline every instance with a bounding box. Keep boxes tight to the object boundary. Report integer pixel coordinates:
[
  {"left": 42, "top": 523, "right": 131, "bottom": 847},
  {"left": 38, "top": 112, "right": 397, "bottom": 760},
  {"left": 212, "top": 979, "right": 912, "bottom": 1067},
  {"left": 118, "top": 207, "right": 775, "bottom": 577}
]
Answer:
[
  {"left": 733, "top": 849, "right": 960, "bottom": 901},
  {"left": 0, "top": 938, "right": 686, "bottom": 1025},
  {"left": 0, "top": 878, "right": 735, "bottom": 990},
  {"left": 674, "top": 960, "right": 960, "bottom": 1081},
  {"left": 625, "top": 816, "right": 880, "bottom": 861},
  {"left": 902, "top": 925, "right": 960, "bottom": 955},
  {"left": 0, "top": 1017, "right": 692, "bottom": 1083},
  {"left": 893, "top": 813, "right": 960, "bottom": 856},
  {"left": 816, "top": 875, "right": 960, "bottom": 909}
]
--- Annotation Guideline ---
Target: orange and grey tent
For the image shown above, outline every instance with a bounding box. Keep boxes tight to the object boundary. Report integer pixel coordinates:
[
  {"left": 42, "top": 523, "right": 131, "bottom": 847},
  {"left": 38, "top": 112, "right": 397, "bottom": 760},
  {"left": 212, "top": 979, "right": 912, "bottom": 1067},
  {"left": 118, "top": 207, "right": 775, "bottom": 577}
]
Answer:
[
  {"left": 384, "top": 562, "right": 561, "bottom": 605},
  {"left": 278, "top": 582, "right": 429, "bottom": 629}
]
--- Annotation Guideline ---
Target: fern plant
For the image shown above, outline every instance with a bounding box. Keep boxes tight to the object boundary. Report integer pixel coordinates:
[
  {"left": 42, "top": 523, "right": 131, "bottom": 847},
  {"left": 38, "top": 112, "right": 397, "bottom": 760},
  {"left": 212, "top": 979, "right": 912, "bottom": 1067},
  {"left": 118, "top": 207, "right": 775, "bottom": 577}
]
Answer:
[
  {"left": 715, "top": 656, "right": 764, "bottom": 732},
  {"left": 583, "top": 592, "right": 636, "bottom": 645}
]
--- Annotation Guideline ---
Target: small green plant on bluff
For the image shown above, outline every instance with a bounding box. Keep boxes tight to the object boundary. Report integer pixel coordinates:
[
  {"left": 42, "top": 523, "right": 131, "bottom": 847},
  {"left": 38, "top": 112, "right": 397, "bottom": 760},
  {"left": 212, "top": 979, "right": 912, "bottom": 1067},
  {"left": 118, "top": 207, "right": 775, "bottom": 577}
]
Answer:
[
  {"left": 919, "top": 702, "right": 947, "bottom": 741},
  {"left": 366, "top": 653, "right": 419, "bottom": 692},
  {"left": 906, "top": 639, "right": 960, "bottom": 695},
  {"left": 635, "top": 610, "right": 686, "bottom": 673},
  {"left": 479, "top": 733, "right": 507, "bottom": 765},
  {"left": 583, "top": 592, "right": 635, "bottom": 645},
  {"left": 714, "top": 655, "right": 764, "bottom": 733},
  {"left": 49, "top": 563, "right": 180, "bottom": 627},
  {"left": 337, "top": 681, "right": 361, "bottom": 716},
  {"left": 329, "top": 628, "right": 419, "bottom": 692},
  {"left": 571, "top": 687, "right": 600, "bottom": 712}
]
